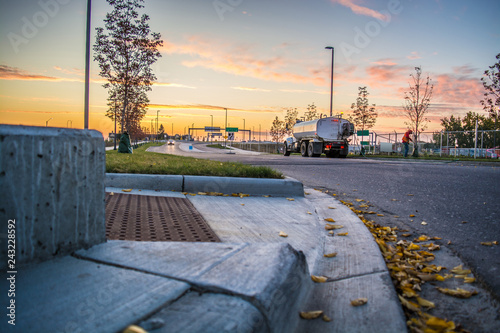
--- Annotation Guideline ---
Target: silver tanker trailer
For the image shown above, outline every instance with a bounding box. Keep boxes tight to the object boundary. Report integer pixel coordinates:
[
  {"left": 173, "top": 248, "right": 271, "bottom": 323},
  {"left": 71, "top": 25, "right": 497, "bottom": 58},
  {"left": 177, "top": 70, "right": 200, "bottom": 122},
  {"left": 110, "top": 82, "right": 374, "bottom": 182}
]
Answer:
[{"left": 283, "top": 116, "right": 355, "bottom": 158}]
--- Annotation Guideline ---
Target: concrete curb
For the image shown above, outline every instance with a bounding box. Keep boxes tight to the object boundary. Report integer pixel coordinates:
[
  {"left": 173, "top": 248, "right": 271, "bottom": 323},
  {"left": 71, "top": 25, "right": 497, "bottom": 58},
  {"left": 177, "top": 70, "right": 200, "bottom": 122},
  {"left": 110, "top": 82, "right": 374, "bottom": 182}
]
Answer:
[{"left": 105, "top": 173, "right": 304, "bottom": 197}]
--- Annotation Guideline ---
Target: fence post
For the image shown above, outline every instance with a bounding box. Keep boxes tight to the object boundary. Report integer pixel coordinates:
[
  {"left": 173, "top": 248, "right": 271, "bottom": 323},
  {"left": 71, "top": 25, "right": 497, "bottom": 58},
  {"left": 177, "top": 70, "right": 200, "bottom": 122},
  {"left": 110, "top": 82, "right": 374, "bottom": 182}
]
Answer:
[{"left": 440, "top": 130, "right": 443, "bottom": 157}]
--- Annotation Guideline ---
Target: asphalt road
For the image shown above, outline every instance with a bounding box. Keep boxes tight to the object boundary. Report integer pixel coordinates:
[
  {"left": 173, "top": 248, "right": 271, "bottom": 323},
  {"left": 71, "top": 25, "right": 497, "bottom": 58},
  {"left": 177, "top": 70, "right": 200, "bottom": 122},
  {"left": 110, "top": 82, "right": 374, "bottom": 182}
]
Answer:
[
  {"left": 181, "top": 143, "right": 500, "bottom": 300},
  {"left": 262, "top": 155, "right": 500, "bottom": 299}
]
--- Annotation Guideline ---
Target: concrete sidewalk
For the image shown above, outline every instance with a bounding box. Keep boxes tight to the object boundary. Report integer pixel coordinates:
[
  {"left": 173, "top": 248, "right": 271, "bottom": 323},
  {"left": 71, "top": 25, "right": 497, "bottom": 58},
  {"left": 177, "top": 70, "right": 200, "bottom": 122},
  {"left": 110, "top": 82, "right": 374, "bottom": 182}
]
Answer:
[{"left": 1, "top": 175, "right": 406, "bottom": 333}]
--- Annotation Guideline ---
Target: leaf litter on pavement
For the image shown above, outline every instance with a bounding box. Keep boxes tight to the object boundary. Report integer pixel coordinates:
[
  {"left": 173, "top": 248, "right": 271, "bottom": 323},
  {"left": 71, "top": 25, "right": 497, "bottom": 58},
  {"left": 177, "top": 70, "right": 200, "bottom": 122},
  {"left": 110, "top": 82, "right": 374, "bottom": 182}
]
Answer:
[{"left": 331, "top": 193, "right": 479, "bottom": 333}]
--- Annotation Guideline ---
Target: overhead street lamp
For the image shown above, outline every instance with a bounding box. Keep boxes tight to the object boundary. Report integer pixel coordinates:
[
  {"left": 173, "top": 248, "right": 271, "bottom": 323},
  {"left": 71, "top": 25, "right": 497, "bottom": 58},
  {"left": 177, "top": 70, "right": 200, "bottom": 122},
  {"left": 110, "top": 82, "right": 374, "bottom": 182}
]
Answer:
[
  {"left": 156, "top": 110, "right": 160, "bottom": 140},
  {"left": 46, "top": 118, "right": 53, "bottom": 127},
  {"left": 325, "top": 46, "right": 334, "bottom": 117}
]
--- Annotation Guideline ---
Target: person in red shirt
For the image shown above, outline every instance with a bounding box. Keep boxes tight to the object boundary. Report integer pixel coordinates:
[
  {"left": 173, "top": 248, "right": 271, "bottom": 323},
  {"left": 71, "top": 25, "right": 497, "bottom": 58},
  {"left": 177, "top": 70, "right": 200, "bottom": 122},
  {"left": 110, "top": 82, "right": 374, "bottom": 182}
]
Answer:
[{"left": 402, "top": 129, "right": 413, "bottom": 157}]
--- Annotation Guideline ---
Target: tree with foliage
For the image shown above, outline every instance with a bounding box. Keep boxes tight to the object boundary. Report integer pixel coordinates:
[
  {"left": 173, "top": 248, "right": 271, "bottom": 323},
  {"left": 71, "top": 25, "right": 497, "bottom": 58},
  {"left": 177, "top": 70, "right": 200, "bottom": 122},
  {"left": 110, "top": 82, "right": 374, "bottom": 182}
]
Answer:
[
  {"left": 304, "top": 103, "right": 318, "bottom": 121},
  {"left": 437, "top": 112, "right": 498, "bottom": 148},
  {"left": 480, "top": 53, "right": 500, "bottom": 130},
  {"left": 284, "top": 108, "right": 298, "bottom": 136},
  {"left": 270, "top": 116, "right": 286, "bottom": 144},
  {"left": 350, "top": 86, "right": 377, "bottom": 131},
  {"left": 403, "top": 67, "right": 434, "bottom": 157},
  {"left": 94, "top": 0, "right": 163, "bottom": 135}
]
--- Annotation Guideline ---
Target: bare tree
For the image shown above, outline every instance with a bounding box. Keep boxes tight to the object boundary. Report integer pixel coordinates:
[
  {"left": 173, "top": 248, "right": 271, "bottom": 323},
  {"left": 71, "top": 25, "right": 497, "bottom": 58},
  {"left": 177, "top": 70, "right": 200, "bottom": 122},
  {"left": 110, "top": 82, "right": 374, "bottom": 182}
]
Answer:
[
  {"left": 350, "top": 86, "right": 377, "bottom": 131},
  {"left": 403, "top": 67, "right": 433, "bottom": 157},
  {"left": 284, "top": 108, "right": 298, "bottom": 136},
  {"left": 304, "top": 103, "right": 318, "bottom": 121},
  {"left": 94, "top": 0, "right": 163, "bottom": 134},
  {"left": 270, "top": 116, "right": 286, "bottom": 144},
  {"left": 480, "top": 53, "right": 500, "bottom": 129}
]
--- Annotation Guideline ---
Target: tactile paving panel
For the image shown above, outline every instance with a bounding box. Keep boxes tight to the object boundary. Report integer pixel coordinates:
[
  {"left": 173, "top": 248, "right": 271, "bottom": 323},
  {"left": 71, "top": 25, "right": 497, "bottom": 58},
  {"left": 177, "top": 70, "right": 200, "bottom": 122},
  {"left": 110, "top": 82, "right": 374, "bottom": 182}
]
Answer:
[{"left": 105, "top": 193, "right": 220, "bottom": 242}]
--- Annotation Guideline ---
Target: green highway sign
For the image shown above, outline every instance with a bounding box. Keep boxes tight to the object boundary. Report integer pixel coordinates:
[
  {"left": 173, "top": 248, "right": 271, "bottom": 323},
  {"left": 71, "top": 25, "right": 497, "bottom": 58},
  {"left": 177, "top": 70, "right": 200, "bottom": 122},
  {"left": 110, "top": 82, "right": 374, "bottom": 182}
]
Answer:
[
  {"left": 357, "top": 130, "right": 369, "bottom": 136},
  {"left": 226, "top": 127, "right": 239, "bottom": 132}
]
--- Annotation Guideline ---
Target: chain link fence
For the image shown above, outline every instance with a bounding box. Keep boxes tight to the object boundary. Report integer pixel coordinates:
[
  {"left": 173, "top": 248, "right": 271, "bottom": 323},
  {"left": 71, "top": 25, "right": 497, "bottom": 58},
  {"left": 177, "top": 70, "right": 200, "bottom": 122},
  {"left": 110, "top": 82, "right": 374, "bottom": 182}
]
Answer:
[{"left": 357, "top": 130, "right": 500, "bottom": 158}]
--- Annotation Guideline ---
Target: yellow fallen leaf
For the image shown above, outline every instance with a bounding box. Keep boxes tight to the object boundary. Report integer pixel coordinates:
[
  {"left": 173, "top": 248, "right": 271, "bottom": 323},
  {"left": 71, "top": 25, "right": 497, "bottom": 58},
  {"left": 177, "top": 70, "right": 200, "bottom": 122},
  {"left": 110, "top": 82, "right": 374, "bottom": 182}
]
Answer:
[
  {"left": 416, "top": 297, "right": 435, "bottom": 308},
  {"left": 436, "top": 287, "right": 478, "bottom": 298},
  {"left": 337, "top": 232, "right": 348, "bottom": 236},
  {"left": 323, "top": 252, "right": 338, "bottom": 258},
  {"left": 305, "top": 192, "right": 311, "bottom": 195},
  {"left": 324, "top": 218, "right": 335, "bottom": 222},
  {"left": 189, "top": 193, "right": 197, "bottom": 196},
  {"left": 299, "top": 310, "right": 323, "bottom": 319},
  {"left": 409, "top": 214, "right": 415, "bottom": 217},
  {"left": 239, "top": 193, "right": 250, "bottom": 198},
  {"left": 263, "top": 195, "right": 270, "bottom": 198},
  {"left": 394, "top": 215, "right": 400, "bottom": 218},
  {"left": 359, "top": 204, "right": 369, "bottom": 208},
  {"left": 377, "top": 214, "right": 384, "bottom": 217},
  {"left": 123, "top": 325, "right": 147, "bottom": 333},
  {"left": 407, "top": 243, "right": 421, "bottom": 251},
  {"left": 311, "top": 275, "right": 328, "bottom": 283},
  {"left": 287, "top": 198, "right": 295, "bottom": 201},
  {"left": 367, "top": 211, "right": 376, "bottom": 214},
  {"left": 279, "top": 231, "right": 288, "bottom": 238},
  {"left": 398, "top": 295, "right": 420, "bottom": 312},
  {"left": 325, "top": 224, "right": 344, "bottom": 230},
  {"left": 328, "top": 206, "right": 336, "bottom": 209},
  {"left": 421, "top": 221, "right": 428, "bottom": 225},
  {"left": 464, "top": 277, "right": 476, "bottom": 283},
  {"left": 322, "top": 314, "right": 332, "bottom": 322},
  {"left": 198, "top": 192, "right": 207, "bottom": 195},
  {"left": 426, "top": 316, "right": 455, "bottom": 331},
  {"left": 481, "top": 241, "right": 496, "bottom": 246},
  {"left": 307, "top": 211, "right": 312, "bottom": 215},
  {"left": 355, "top": 199, "right": 364, "bottom": 202},
  {"left": 241, "top": 204, "right": 245, "bottom": 206},
  {"left": 122, "top": 189, "right": 133, "bottom": 192},
  {"left": 350, "top": 298, "right": 368, "bottom": 306},
  {"left": 401, "top": 286, "right": 418, "bottom": 298},
  {"left": 451, "top": 265, "right": 471, "bottom": 275}
]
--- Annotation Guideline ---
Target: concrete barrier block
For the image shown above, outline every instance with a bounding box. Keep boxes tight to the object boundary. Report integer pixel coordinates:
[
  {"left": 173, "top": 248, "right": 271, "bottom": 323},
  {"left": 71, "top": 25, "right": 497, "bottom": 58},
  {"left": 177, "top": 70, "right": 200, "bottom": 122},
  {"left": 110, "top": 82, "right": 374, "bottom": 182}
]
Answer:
[
  {"left": 105, "top": 173, "right": 183, "bottom": 192},
  {"left": 0, "top": 125, "right": 106, "bottom": 268},
  {"left": 183, "top": 176, "right": 304, "bottom": 197}
]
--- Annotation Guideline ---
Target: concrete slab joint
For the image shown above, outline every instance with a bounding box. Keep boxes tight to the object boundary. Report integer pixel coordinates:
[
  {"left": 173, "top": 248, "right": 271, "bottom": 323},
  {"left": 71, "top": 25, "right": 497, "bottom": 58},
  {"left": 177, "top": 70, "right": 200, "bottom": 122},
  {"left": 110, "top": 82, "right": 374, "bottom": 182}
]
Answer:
[{"left": 0, "top": 125, "right": 106, "bottom": 268}]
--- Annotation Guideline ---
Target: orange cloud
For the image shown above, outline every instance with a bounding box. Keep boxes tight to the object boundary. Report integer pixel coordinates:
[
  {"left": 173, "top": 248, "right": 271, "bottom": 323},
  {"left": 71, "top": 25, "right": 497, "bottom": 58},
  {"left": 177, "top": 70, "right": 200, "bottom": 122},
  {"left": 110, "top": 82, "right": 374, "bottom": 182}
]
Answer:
[
  {"left": 0, "top": 65, "right": 80, "bottom": 82},
  {"left": 433, "top": 73, "right": 483, "bottom": 107},
  {"left": 161, "top": 36, "right": 327, "bottom": 86},
  {"left": 331, "top": 0, "right": 390, "bottom": 21},
  {"left": 147, "top": 103, "right": 277, "bottom": 114},
  {"left": 365, "top": 61, "right": 409, "bottom": 87},
  {"left": 231, "top": 87, "right": 271, "bottom": 92}
]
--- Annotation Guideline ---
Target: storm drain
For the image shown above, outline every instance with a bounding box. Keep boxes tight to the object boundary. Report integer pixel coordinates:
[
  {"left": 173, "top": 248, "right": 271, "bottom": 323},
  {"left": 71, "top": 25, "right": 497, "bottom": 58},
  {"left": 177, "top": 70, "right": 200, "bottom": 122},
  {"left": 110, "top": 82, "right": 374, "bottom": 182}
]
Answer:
[{"left": 105, "top": 193, "right": 220, "bottom": 242}]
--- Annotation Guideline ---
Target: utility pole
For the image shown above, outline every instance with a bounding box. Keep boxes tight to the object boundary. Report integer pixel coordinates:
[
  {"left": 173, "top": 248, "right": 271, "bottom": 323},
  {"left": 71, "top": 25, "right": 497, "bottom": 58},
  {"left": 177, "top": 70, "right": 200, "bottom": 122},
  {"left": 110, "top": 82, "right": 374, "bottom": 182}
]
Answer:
[
  {"left": 325, "top": 46, "right": 334, "bottom": 117},
  {"left": 84, "top": 0, "right": 91, "bottom": 129}
]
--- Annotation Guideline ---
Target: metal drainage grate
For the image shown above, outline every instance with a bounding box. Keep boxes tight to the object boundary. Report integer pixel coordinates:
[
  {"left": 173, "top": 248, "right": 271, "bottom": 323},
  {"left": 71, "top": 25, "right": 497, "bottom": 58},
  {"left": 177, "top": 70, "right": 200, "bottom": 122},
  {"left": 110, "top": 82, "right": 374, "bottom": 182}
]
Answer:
[{"left": 105, "top": 193, "right": 220, "bottom": 242}]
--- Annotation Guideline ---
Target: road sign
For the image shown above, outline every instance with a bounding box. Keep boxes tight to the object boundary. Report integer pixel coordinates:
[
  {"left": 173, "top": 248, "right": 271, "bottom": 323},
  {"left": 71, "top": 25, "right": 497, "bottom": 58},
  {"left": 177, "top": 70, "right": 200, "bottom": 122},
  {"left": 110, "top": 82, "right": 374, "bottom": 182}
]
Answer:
[
  {"left": 357, "top": 130, "right": 369, "bottom": 136},
  {"left": 226, "top": 127, "right": 239, "bottom": 132},
  {"left": 211, "top": 133, "right": 222, "bottom": 137},
  {"left": 228, "top": 133, "right": 235, "bottom": 140},
  {"left": 205, "top": 126, "right": 220, "bottom": 132}
]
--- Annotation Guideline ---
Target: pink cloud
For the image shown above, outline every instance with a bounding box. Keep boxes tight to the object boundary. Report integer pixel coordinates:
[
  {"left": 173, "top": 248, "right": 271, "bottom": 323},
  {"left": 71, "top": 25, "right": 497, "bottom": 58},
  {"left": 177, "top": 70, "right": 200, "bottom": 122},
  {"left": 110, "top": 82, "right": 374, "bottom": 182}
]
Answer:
[
  {"left": 406, "top": 51, "right": 422, "bottom": 60},
  {"left": 365, "top": 62, "right": 409, "bottom": 87},
  {"left": 331, "top": 0, "right": 389, "bottom": 21},
  {"left": 161, "top": 36, "right": 327, "bottom": 86},
  {"left": 433, "top": 73, "right": 483, "bottom": 107}
]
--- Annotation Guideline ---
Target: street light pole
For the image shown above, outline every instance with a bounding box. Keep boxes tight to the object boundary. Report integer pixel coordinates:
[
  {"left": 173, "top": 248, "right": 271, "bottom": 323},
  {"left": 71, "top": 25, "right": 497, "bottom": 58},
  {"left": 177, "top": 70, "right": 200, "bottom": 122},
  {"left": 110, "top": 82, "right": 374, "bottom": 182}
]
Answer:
[
  {"left": 210, "top": 115, "right": 213, "bottom": 144},
  {"left": 243, "top": 119, "right": 245, "bottom": 141},
  {"left": 325, "top": 46, "right": 334, "bottom": 117},
  {"left": 156, "top": 110, "right": 160, "bottom": 140},
  {"left": 84, "top": 0, "right": 91, "bottom": 129}
]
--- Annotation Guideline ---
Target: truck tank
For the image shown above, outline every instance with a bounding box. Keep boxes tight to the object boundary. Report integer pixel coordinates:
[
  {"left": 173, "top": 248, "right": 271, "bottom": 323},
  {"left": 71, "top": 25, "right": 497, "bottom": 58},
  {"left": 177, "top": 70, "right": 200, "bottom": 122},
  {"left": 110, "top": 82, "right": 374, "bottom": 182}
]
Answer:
[{"left": 292, "top": 117, "right": 349, "bottom": 141}]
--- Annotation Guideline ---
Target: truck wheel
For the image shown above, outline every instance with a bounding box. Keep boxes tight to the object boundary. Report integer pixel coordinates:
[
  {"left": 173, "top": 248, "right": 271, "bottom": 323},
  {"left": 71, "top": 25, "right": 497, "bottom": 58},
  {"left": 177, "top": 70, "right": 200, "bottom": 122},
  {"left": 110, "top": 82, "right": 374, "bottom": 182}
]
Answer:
[
  {"left": 308, "top": 142, "right": 320, "bottom": 157},
  {"left": 300, "top": 141, "right": 308, "bottom": 157},
  {"left": 283, "top": 142, "right": 291, "bottom": 156}
]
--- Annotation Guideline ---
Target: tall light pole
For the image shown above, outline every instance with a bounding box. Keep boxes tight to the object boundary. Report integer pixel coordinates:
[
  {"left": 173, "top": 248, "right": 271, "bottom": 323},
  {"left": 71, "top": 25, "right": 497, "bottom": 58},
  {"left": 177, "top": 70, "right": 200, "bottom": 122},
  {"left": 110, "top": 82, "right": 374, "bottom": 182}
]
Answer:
[
  {"left": 243, "top": 119, "right": 245, "bottom": 141},
  {"left": 46, "top": 118, "right": 53, "bottom": 127},
  {"left": 84, "top": 0, "right": 91, "bottom": 129},
  {"left": 210, "top": 115, "right": 213, "bottom": 144},
  {"left": 325, "top": 46, "right": 334, "bottom": 117},
  {"left": 225, "top": 108, "right": 228, "bottom": 147},
  {"left": 156, "top": 110, "right": 160, "bottom": 140}
]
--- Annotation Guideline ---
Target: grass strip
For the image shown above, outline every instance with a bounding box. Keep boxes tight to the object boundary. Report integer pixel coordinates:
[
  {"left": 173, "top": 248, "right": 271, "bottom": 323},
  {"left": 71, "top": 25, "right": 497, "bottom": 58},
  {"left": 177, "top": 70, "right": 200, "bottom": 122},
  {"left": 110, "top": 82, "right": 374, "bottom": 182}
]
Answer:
[{"left": 106, "top": 143, "right": 283, "bottom": 179}]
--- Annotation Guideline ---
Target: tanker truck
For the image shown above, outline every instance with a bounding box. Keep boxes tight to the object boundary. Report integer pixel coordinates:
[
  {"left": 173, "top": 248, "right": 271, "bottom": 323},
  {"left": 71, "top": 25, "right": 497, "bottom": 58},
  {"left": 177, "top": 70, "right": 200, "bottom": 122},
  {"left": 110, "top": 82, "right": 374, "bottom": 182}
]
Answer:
[{"left": 283, "top": 116, "right": 355, "bottom": 158}]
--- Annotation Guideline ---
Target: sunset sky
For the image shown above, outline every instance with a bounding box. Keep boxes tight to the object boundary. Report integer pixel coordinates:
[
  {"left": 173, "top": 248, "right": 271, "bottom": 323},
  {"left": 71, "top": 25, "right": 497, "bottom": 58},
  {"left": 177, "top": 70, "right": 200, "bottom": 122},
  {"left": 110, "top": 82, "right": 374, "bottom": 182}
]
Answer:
[{"left": 1, "top": 0, "right": 499, "bottom": 140}]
